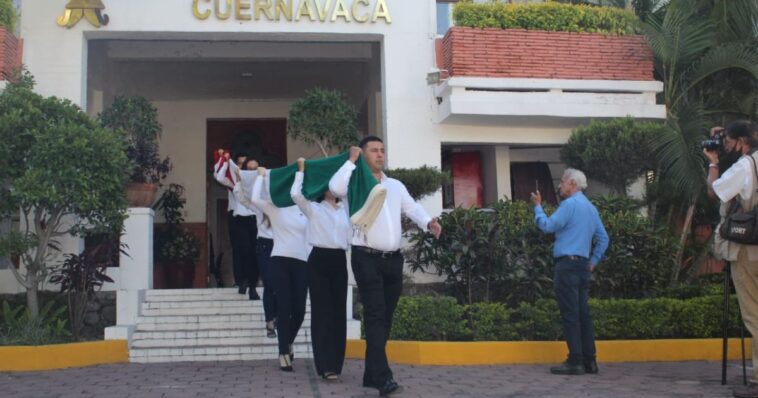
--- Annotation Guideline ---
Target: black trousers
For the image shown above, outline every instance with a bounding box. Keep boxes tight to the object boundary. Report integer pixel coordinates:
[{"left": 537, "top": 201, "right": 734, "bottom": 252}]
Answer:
[
  {"left": 228, "top": 213, "right": 259, "bottom": 288},
  {"left": 271, "top": 256, "right": 308, "bottom": 355},
  {"left": 351, "top": 248, "right": 403, "bottom": 386},
  {"left": 308, "top": 247, "right": 348, "bottom": 376},
  {"left": 256, "top": 238, "right": 276, "bottom": 322}
]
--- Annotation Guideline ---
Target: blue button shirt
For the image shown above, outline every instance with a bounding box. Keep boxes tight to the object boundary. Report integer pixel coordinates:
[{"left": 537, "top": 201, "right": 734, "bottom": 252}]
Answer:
[{"left": 534, "top": 191, "right": 609, "bottom": 265}]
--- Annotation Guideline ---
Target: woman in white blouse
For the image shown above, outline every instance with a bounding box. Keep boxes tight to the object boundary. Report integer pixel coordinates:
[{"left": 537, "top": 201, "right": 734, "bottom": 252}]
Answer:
[
  {"left": 290, "top": 158, "right": 351, "bottom": 381},
  {"left": 251, "top": 166, "right": 310, "bottom": 372}
]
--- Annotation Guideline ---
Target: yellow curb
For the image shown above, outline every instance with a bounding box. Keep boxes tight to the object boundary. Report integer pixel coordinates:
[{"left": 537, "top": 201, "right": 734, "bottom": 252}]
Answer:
[
  {"left": 346, "top": 338, "right": 752, "bottom": 365},
  {"left": 0, "top": 340, "right": 128, "bottom": 372}
]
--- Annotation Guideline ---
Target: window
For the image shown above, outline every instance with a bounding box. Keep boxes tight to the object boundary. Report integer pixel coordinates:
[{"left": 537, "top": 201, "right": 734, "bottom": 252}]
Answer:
[{"left": 436, "top": 1, "right": 454, "bottom": 36}]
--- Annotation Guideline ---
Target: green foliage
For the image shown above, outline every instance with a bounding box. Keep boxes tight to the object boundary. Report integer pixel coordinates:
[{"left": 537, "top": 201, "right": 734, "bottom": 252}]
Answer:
[
  {"left": 385, "top": 294, "right": 742, "bottom": 341},
  {"left": 385, "top": 166, "right": 450, "bottom": 201},
  {"left": 0, "top": 301, "right": 71, "bottom": 346},
  {"left": 287, "top": 88, "right": 358, "bottom": 157},
  {"left": 561, "top": 118, "right": 666, "bottom": 194},
  {"left": 0, "top": 0, "right": 17, "bottom": 33},
  {"left": 99, "top": 96, "right": 171, "bottom": 184},
  {"left": 154, "top": 184, "right": 200, "bottom": 264},
  {"left": 452, "top": 1, "right": 639, "bottom": 36},
  {"left": 389, "top": 296, "right": 470, "bottom": 341}
]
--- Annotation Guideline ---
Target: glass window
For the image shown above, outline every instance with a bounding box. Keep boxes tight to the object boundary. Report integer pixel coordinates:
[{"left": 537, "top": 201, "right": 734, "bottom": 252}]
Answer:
[{"left": 436, "top": 2, "right": 453, "bottom": 36}]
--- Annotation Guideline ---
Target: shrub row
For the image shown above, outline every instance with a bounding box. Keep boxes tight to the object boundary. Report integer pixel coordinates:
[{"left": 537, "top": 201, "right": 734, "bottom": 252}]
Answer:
[
  {"left": 386, "top": 295, "right": 744, "bottom": 341},
  {"left": 452, "top": 1, "right": 639, "bottom": 36}
]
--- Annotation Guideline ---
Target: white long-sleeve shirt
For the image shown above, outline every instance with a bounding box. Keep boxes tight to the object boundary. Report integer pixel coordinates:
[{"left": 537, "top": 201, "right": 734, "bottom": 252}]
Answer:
[
  {"left": 233, "top": 171, "right": 273, "bottom": 240},
  {"left": 216, "top": 161, "right": 254, "bottom": 217},
  {"left": 329, "top": 161, "right": 432, "bottom": 252},
  {"left": 213, "top": 158, "right": 236, "bottom": 213},
  {"left": 290, "top": 171, "right": 351, "bottom": 250},
  {"left": 252, "top": 171, "right": 310, "bottom": 261}
]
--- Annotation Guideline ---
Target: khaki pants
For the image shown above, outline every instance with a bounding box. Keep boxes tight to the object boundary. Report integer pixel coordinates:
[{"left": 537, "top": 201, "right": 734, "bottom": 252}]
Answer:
[{"left": 731, "top": 247, "right": 758, "bottom": 381}]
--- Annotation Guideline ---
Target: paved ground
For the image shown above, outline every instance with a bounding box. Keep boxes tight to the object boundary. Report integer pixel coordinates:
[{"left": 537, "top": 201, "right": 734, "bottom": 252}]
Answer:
[{"left": 0, "top": 359, "right": 751, "bottom": 397}]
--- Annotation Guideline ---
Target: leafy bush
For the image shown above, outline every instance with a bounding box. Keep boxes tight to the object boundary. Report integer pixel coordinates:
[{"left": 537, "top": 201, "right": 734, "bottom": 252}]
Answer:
[
  {"left": 0, "top": 0, "right": 16, "bottom": 33},
  {"left": 0, "top": 301, "right": 71, "bottom": 346},
  {"left": 561, "top": 118, "right": 666, "bottom": 194},
  {"left": 453, "top": 1, "right": 639, "bottom": 36},
  {"left": 389, "top": 296, "right": 470, "bottom": 341},
  {"left": 287, "top": 88, "right": 358, "bottom": 157},
  {"left": 385, "top": 294, "right": 742, "bottom": 341},
  {"left": 385, "top": 166, "right": 450, "bottom": 201},
  {"left": 154, "top": 184, "right": 200, "bottom": 264}
]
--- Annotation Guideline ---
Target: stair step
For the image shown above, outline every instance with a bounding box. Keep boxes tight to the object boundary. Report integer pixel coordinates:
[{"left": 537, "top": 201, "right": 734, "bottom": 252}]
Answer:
[
  {"left": 131, "top": 335, "right": 308, "bottom": 348},
  {"left": 140, "top": 306, "right": 268, "bottom": 316},
  {"left": 135, "top": 319, "right": 311, "bottom": 332},
  {"left": 130, "top": 352, "right": 314, "bottom": 363},
  {"left": 130, "top": 342, "right": 311, "bottom": 357},
  {"left": 145, "top": 288, "right": 243, "bottom": 297},
  {"left": 142, "top": 300, "right": 262, "bottom": 310},
  {"left": 133, "top": 329, "right": 271, "bottom": 340}
]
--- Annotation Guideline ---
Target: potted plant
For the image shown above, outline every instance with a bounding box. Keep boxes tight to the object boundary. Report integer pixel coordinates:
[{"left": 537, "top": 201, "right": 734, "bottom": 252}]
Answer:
[
  {"left": 99, "top": 95, "right": 171, "bottom": 207},
  {"left": 154, "top": 184, "right": 200, "bottom": 289}
]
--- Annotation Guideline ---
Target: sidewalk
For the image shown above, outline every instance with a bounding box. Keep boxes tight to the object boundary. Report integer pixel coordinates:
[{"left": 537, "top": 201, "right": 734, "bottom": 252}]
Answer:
[{"left": 0, "top": 359, "right": 748, "bottom": 397}]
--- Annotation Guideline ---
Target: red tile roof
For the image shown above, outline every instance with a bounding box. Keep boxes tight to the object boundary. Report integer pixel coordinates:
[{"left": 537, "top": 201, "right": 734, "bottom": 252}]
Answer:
[{"left": 440, "top": 27, "right": 655, "bottom": 81}]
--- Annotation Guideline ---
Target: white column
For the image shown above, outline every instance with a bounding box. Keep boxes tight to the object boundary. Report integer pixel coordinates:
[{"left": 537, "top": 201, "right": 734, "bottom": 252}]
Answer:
[
  {"left": 105, "top": 208, "right": 154, "bottom": 342},
  {"left": 495, "top": 146, "right": 512, "bottom": 201}
]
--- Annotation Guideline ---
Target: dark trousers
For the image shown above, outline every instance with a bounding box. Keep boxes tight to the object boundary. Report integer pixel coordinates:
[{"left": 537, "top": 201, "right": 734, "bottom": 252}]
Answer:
[
  {"left": 229, "top": 214, "right": 259, "bottom": 288},
  {"left": 256, "top": 238, "right": 276, "bottom": 322},
  {"left": 271, "top": 256, "right": 308, "bottom": 355},
  {"left": 351, "top": 248, "right": 403, "bottom": 386},
  {"left": 553, "top": 257, "right": 596, "bottom": 365},
  {"left": 308, "top": 247, "right": 348, "bottom": 376}
]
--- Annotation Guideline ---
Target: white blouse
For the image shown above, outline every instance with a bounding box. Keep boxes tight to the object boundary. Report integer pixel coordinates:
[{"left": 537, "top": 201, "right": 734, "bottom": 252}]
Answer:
[{"left": 290, "top": 171, "right": 351, "bottom": 250}]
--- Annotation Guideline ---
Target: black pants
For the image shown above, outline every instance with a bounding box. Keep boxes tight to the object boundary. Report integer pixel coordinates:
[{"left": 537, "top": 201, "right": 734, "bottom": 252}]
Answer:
[
  {"left": 554, "top": 257, "right": 596, "bottom": 366},
  {"left": 351, "top": 248, "right": 403, "bottom": 386},
  {"left": 308, "top": 247, "right": 348, "bottom": 376},
  {"left": 256, "top": 238, "right": 276, "bottom": 322},
  {"left": 228, "top": 214, "right": 259, "bottom": 288},
  {"left": 271, "top": 256, "right": 308, "bottom": 355}
]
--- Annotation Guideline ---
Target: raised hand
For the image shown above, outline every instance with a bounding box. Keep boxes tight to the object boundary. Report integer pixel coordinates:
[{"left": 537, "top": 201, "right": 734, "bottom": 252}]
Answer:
[
  {"left": 349, "top": 146, "right": 362, "bottom": 163},
  {"left": 297, "top": 157, "right": 305, "bottom": 172}
]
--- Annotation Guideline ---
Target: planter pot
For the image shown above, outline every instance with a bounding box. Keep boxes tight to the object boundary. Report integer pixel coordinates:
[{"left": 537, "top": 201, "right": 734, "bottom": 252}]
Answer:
[
  {"left": 164, "top": 261, "right": 196, "bottom": 289},
  {"left": 125, "top": 183, "right": 158, "bottom": 208}
]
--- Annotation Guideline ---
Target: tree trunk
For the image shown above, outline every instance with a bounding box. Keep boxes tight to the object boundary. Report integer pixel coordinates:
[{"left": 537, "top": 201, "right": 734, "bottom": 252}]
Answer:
[
  {"left": 671, "top": 203, "right": 695, "bottom": 286},
  {"left": 26, "top": 278, "right": 39, "bottom": 318}
]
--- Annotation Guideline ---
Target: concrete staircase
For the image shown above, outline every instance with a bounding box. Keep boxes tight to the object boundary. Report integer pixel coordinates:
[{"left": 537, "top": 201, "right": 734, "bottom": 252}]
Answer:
[{"left": 129, "top": 288, "right": 312, "bottom": 363}]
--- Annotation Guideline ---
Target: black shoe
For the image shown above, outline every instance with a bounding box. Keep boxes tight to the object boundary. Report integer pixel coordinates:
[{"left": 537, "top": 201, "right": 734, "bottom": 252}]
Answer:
[
  {"left": 289, "top": 344, "right": 294, "bottom": 361},
  {"left": 248, "top": 289, "right": 261, "bottom": 300},
  {"left": 584, "top": 361, "right": 599, "bottom": 374},
  {"left": 266, "top": 321, "right": 277, "bottom": 338},
  {"left": 550, "top": 361, "right": 585, "bottom": 375},
  {"left": 363, "top": 380, "right": 379, "bottom": 388},
  {"left": 279, "top": 354, "right": 293, "bottom": 372},
  {"left": 378, "top": 379, "right": 402, "bottom": 396},
  {"left": 238, "top": 284, "right": 247, "bottom": 294}
]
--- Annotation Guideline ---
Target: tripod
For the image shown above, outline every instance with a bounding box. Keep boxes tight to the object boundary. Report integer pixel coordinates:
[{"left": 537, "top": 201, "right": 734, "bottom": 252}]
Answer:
[{"left": 722, "top": 261, "right": 748, "bottom": 386}]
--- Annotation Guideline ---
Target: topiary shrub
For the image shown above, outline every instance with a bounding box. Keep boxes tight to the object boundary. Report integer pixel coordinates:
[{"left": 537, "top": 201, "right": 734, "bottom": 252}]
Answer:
[
  {"left": 389, "top": 296, "right": 470, "bottom": 341},
  {"left": 287, "top": 87, "right": 358, "bottom": 157}
]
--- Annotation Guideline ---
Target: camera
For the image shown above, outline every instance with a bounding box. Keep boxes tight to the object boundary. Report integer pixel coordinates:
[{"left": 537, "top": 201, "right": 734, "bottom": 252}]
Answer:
[{"left": 701, "top": 131, "right": 724, "bottom": 151}]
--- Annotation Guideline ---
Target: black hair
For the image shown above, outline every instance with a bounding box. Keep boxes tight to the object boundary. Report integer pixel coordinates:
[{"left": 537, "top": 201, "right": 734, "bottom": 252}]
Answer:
[
  {"left": 725, "top": 120, "right": 758, "bottom": 145},
  {"left": 234, "top": 151, "right": 249, "bottom": 162},
  {"left": 359, "top": 136, "right": 383, "bottom": 149}
]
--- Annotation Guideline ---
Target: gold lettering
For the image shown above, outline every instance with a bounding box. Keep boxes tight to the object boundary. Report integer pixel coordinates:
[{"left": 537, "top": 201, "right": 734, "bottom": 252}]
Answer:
[
  {"left": 372, "top": 0, "right": 391, "bottom": 23},
  {"left": 193, "top": 0, "right": 212, "bottom": 20},
  {"left": 331, "top": 0, "right": 350, "bottom": 22},
  {"left": 352, "top": 0, "right": 369, "bottom": 23},
  {"left": 295, "top": 0, "right": 316, "bottom": 21},
  {"left": 215, "top": 0, "right": 232, "bottom": 20},
  {"left": 314, "top": 0, "right": 332, "bottom": 22},
  {"left": 255, "top": 0, "right": 274, "bottom": 20},
  {"left": 236, "top": 0, "right": 252, "bottom": 20},
  {"left": 275, "top": 0, "right": 293, "bottom": 21}
]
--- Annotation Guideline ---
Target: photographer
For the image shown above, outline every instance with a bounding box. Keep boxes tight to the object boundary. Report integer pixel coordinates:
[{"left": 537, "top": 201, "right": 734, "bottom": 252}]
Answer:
[{"left": 705, "top": 120, "right": 758, "bottom": 398}]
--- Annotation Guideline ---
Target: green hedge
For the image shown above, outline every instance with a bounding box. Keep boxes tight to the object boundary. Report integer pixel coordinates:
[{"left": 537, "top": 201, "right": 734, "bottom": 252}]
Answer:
[
  {"left": 452, "top": 1, "right": 639, "bottom": 36},
  {"left": 384, "top": 295, "right": 744, "bottom": 341},
  {"left": 0, "top": 0, "right": 16, "bottom": 33}
]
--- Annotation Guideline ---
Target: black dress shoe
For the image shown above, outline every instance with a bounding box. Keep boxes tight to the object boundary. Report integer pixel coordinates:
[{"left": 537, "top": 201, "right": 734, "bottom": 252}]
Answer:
[
  {"left": 237, "top": 284, "right": 247, "bottom": 294},
  {"left": 362, "top": 380, "right": 379, "bottom": 388},
  {"left": 378, "top": 379, "right": 402, "bottom": 396},
  {"left": 248, "top": 289, "right": 260, "bottom": 300},
  {"left": 584, "top": 361, "right": 599, "bottom": 374},
  {"left": 550, "top": 361, "right": 585, "bottom": 375}
]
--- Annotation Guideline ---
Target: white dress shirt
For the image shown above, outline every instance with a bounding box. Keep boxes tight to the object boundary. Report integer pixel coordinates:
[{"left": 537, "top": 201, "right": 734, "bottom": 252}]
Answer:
[
  {"left": 329, "top": 161, "right": 432, "bottom": 252},
  {"left": 290, "top": 171, "right": 351, "bottom": 250},
  {"left": 213, "top": 158, "right": 237, "bottom": 213},
  {"left": 233, "top": 171, "right": 273, "bottom": 240},
  {"left": 712, "top": 153, "right": 758, "bottom": 261},
  {"left": 225, "top": 161, "right": 254, "bottom": 217},
  {"left": 252, "top": 171, "right": 310, "bottom": 261}
]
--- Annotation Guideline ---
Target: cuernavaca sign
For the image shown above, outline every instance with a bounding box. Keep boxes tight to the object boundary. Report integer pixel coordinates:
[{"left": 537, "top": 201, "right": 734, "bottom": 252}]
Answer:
[
  {"left": 57, "top": 0, "right": 110, "bottom": 28},
  {"left": 192, "top": 0, "right": 392, "bottom": 23}
]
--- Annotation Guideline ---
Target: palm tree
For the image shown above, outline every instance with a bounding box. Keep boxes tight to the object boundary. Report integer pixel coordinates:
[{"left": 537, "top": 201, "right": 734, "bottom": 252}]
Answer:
[{"left": 643, "top": 0, "right": 758, "bottom": 283}]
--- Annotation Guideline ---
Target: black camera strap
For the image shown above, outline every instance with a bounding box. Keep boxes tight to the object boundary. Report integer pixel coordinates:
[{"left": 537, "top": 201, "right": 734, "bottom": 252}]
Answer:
[{"left": 725, "top": 153, "right": 758, "bottom": 215}]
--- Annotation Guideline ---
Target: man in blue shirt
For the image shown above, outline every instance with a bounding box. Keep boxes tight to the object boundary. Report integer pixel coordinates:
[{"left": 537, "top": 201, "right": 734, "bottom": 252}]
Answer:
[{"left": 531, "top": 168, "right": 609, "bottom": 375}]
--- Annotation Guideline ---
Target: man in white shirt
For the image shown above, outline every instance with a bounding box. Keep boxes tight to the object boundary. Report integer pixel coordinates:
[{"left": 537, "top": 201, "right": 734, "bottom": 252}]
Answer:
[
  {"left": 705, "top": 121, "right": 758, "bottom": 398},
  {"left": 329, "top": 136, "right": 442, "bottom": 396}
]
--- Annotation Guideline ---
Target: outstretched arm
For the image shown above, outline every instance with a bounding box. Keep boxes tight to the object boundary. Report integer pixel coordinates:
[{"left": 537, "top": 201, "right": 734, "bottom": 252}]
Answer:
[
  {"left": 329, "top": 146, "right": 361, "bottom": 198},
  {"left": 290, "top": 158, "right": 315, "bottom": 218},
  {"left": 251, "top": 167, "right": 277, "bottom": 216}
]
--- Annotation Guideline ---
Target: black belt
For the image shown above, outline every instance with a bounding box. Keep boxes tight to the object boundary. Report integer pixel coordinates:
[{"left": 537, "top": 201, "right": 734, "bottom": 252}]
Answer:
[
  {"left": 353, "top": 246, "right": 401, "bottom": 259},
  {"left": 555, "top": 255, "right": 588, "bottom": 262}
]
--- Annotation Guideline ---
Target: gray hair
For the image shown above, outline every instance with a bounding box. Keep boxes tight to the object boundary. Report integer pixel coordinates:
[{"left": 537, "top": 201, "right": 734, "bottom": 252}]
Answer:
[{"left": 563, "top": 168, "right": 588, "bottom": 190}]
